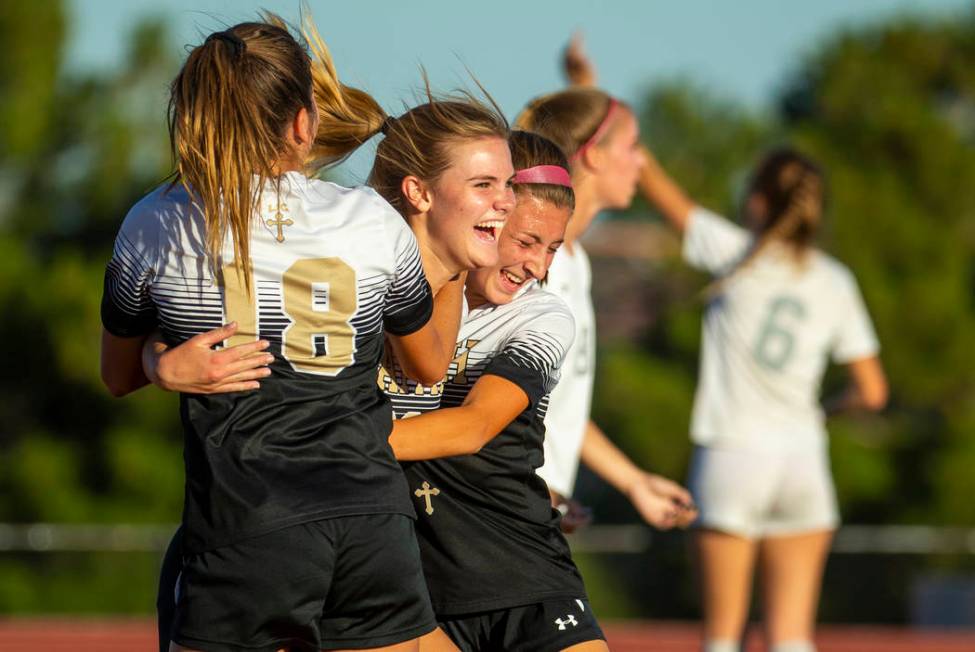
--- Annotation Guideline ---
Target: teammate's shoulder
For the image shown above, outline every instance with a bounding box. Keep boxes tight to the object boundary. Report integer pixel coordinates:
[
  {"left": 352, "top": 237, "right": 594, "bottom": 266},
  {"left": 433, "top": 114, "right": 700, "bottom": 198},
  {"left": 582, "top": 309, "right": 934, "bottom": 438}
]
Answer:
[
  {"left": 120, "top": 182, "right": 192, "bottom": 235},
  {"left": 810, "top": 249, "right": 857, "bottom": 285},
  {"left": 304, "top": 179, "right": 395, "bottom": 212},
  {"left": 518, "top": 285, "right": 574, "bottom": 321}
]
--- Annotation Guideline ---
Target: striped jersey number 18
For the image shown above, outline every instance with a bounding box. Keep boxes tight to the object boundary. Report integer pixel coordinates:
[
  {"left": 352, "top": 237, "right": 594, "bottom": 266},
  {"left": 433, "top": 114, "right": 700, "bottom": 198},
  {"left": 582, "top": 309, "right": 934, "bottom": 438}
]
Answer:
[
  {"left": 753, "top": 295, "right": 806, "bottom": 371},
  {"left": 221, "top": 258, "right": 357, "bottom": 375}
]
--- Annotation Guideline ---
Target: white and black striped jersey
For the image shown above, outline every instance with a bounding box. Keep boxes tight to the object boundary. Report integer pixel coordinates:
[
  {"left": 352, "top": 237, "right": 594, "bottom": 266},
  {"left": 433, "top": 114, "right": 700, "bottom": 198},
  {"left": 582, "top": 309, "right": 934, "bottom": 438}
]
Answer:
[
  {"left": 401, "top": 285, "right": 588, "bottom": 615},
  {"left": 378, "top": 299, "right": 468, "bottom": 419},
  {"left": 101, "top": 172, "right": 433, "bottom": 552}
]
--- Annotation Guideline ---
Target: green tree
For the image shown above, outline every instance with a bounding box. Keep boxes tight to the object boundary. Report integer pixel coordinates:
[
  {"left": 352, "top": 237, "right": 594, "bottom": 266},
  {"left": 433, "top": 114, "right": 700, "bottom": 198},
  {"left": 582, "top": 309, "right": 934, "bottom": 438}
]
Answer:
[
  {"left": 0, "top": 0, "right": 183, "bottom": 613},
  {"left": 585, "top": 10, "right": 975, "bottom": 620}
]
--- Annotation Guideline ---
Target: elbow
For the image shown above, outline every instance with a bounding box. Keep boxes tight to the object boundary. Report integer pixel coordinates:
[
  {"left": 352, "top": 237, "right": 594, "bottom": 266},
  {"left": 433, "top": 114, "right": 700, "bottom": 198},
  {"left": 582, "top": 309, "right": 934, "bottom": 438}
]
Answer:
[
  {"left": 862, "top": 384, "right": 888, "bottom": 412},
  {"left": 100, "top": 364, "right": 135, "bottom": 398},
  {"left": 414, "top": 369, "right": 445, "bottom": 387},
  {"left": 101, "top": 375, "right": 132, "bottom": 398},
  {"left": 407, "top": 356, "right": 448, "bottom": 387}
]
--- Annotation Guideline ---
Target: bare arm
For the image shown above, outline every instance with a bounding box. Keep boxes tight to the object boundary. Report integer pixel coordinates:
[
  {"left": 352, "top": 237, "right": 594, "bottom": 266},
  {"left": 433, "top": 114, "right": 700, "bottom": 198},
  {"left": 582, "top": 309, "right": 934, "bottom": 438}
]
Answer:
[
  {"left": 580, "top": 419, "right": 697, "bottom": 529},
  {"left": 638, "top": 147, "right": 696, "bottom": 233},
  {"left": 563, "top": 33, "right": 597, "bottom": 87},
  {"left": 824, "top": 355, "right": 888, "bottom": 416},
  {"left": 561, "top": 33, "right": 695, "bottom": 233},
  {"left": 101, "top": 329, "right": 150, "bottom": 397},
  {"left": 389, "top": 375, "right": 529, "bottom": 461},
  {"left": 387, "top": 275, "right": 465, "bottom": 386},
  {"left": 143, "top": 322, "right": 273, "bottom": 394}
]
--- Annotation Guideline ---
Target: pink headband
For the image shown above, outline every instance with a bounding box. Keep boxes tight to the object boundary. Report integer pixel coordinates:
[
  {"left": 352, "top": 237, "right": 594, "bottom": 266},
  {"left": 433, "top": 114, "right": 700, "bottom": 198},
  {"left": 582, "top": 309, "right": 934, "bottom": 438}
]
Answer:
[
  {"left": 512, "top": 165, "right": 573, "bottom": 188},
  {"left": 569, "top": 98, "right": 619, "bottom": 163}
]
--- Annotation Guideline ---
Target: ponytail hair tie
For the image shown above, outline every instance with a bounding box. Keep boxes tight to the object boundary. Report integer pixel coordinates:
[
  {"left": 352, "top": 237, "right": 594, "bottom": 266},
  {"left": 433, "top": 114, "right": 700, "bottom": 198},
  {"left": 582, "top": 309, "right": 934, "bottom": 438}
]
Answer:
[
  {"left": 206, "top": 30, "right": 247, "bottom": 60},
  {"left": 512, "top": 165, "right": 573, "bottom": 188},
  {"left": 380, "top": 116, "right": 396, "bottom": 136}
]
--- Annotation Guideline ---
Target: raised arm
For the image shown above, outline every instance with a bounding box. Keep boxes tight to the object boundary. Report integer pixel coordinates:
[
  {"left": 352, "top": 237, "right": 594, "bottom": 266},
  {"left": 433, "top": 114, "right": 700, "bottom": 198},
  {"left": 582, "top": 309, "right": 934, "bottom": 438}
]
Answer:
[
  {"left": 563, "top": 32, "right": 597, "bottom": 87},
  {"left": 639, "top": 146, "right": 696, "bottom": 233},
  {"left": 561, "top": 33, "right": 695, "bottom": 233},
  {"left": 388, "top": 374, "right": 529, "bottom": 460}
]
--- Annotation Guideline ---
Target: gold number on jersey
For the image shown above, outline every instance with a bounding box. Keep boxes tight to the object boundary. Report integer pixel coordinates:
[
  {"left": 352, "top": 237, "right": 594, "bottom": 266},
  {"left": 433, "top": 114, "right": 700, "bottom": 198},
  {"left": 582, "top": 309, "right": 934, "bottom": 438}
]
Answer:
[
  {"left": 282, "top": 258, "right": 356, "bottom": 374},
  {"left": 221, "top": 264, "right": 258, "bottom": 348},
  {"left": 221, "top": 258, "right": 357, "bottom": 376}
]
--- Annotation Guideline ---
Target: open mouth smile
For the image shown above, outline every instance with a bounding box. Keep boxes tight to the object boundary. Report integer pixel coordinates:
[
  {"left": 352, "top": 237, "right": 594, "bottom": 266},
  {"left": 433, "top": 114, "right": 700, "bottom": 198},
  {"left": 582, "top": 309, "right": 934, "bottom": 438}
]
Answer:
[
  {"left": 473, "top": 219, "right": 505, "bottom": 243},
  {"left": 498, "top": 267, "right": 527, "bottom": 293}
]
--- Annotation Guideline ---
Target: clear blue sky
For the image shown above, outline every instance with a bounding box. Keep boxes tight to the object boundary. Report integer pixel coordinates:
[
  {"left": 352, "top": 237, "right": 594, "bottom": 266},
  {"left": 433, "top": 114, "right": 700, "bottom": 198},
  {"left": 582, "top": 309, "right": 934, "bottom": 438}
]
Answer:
[{"left": 67, "top": 0, "right": 972, "bottom": 181}]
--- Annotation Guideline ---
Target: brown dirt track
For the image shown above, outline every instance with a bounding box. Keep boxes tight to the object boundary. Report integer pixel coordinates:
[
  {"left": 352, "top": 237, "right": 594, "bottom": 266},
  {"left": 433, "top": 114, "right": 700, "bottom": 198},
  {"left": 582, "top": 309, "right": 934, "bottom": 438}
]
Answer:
[{"left": 1, "top": 619, "right": 974, "bottom": 651}]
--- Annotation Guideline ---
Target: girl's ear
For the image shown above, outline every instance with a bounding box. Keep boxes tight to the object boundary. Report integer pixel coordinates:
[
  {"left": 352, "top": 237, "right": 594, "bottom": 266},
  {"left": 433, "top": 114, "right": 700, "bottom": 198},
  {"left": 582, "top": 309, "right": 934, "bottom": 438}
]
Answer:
[{"left": 402, "top": 175, "right": 433, "bottom": 213}]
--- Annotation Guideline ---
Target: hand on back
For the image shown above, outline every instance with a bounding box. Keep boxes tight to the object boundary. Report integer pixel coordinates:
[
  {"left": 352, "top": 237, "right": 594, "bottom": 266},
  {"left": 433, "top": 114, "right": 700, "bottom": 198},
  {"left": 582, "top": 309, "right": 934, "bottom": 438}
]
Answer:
[{"left": 145, "top": 322, "right": 273, "bottom": 394}]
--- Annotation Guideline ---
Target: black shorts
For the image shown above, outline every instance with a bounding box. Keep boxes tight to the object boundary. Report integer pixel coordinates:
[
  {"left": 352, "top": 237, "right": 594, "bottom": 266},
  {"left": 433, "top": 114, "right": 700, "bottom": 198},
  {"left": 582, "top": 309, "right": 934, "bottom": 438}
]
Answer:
[
  {"left": 157, "top": 526, "right": 183, "bottom": 652},
  {"left": 172, "top": 514, "right": 436, "bottom": 651},
  {"left": 438, "top": 597, "right": 604, "bottom": 652}
]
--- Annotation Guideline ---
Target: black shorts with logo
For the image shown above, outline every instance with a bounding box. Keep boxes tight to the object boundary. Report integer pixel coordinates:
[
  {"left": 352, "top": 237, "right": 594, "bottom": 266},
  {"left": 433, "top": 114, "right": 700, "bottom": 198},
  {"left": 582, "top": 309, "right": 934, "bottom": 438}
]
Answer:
[
  {"left": 438, "top": 597, "right": 604, "bottom": 652},
  {"left": 171, "top": 514, "right": 436, "bottom": 651}
]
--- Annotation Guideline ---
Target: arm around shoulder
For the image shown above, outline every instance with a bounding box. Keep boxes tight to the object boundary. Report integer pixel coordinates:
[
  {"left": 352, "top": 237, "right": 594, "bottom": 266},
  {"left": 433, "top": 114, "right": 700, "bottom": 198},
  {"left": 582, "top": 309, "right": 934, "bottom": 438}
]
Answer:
[
  {"left": 389, "top": 375, "right": 529, "bottom": 461},
  {"left": 386, "top": 273, "right": 464, "bottom": 386},
  {"left": 101, "top": 329, "right": 150, "bottom": 397}
]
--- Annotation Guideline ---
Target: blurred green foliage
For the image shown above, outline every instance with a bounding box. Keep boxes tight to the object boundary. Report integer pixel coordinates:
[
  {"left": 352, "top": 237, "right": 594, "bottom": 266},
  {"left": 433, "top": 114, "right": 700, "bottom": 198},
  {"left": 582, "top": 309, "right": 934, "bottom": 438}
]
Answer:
[
  {"left": 587, "top": 11, "right": 975, "bottom": 621},
  {"left": 1, "top": 0, "right": 973, "bottom": 620},
  {"left": 0, "top": 0, "right": 181, "bottom": 613}
]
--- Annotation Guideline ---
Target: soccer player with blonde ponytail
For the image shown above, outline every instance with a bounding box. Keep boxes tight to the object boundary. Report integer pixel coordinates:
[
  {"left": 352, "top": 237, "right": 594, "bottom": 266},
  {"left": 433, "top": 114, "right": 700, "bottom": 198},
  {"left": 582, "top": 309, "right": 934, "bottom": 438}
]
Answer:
[{"left": 100, "top": 15, "right": 466, "bottom": 651}]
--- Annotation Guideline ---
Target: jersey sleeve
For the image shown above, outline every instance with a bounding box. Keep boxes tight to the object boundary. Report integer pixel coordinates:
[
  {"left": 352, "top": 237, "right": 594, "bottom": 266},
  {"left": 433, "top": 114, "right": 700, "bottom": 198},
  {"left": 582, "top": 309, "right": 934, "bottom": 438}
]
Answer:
[
  {"left": 100, "top": 203, "right": 161, "bottom": 338},
  {"left": 830, "top": 266, "right": 880, "bottom": 363},
  {"left": 382, "top": 207, "right": 434, "bottom": 336},
  {"left": 682, "top": 205, "right": 752, "bottom": 276},
  {"left": 483, "top": 303, "right": 576, "bottom": 410}
]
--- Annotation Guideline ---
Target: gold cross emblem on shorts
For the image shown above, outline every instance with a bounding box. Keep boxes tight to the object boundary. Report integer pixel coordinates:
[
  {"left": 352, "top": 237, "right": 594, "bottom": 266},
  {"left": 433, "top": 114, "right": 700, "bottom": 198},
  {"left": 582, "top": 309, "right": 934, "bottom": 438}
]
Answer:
[
  {"left": 414, "top": 481, "right": 440, "bottom": 515},
  {"left": 266, "top": 203, "right": 293, "bottom": 243}
]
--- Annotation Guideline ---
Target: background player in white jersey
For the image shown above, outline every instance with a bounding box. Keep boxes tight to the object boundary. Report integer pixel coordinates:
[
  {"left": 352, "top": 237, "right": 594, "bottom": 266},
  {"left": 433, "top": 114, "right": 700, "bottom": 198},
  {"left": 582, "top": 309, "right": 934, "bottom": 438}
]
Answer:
[
  {"left": 386, "top": 130, "right": 607, "bottom": 651},
  {"left": 516, "top": 68, "right": 695, "bottom": 532},
  {"left": 99, "top": 15, "right": 474, "bottom": 652},
  {"left": 639, "top": 145, "right": 888, "bottom": 652},
  {"left": 562, "top": 38, "right": 887, "bottom": 651}
]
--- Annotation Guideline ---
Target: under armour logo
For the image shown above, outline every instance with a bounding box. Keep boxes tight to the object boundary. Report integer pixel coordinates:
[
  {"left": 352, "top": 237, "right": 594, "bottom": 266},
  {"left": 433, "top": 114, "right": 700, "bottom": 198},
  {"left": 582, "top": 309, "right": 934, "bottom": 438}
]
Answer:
[{"left": 554, "top": 615, "right": 578, "bottom": 630}]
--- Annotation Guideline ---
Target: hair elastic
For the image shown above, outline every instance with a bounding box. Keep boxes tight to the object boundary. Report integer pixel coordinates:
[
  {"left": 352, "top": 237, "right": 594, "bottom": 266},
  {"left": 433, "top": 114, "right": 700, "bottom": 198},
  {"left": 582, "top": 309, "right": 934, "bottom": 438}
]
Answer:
[
  {"left": 512, "top": 165, "right": 573, "bottom": 188},
  {"left": 206, "top": 30, "right": 247, "bottom": 60},
  {"left": 569, "top": 98, "right": 619, "bottom": 163},
  {"left": 379, "top": 116, "right": 396, "bottom": 136}
]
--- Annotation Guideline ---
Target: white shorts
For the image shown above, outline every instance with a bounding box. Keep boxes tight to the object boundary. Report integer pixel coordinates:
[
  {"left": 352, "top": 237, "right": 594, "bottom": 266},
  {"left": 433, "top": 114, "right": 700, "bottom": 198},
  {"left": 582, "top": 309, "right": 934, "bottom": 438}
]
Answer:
[{"left": 687, "top": 444, "right": 839, "bottom": 539}]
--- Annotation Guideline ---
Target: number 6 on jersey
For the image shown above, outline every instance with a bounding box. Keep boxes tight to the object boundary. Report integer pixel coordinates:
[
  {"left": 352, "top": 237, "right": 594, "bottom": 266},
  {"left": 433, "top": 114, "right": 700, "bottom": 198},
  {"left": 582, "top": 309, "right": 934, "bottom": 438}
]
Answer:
[{"left": 753, "top": 296, "right": 805, "bottom": 371}]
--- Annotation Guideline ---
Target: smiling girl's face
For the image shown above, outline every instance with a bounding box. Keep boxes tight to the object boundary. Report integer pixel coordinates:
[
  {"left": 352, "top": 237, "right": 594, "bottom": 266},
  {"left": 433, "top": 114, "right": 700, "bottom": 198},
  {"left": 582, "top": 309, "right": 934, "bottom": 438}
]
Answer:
[
  {"left": 466, "top": 193, "right": 570, "bottom": 307},
  {"left": 425, "top": 137, "right": 516, "bottom": 271}
]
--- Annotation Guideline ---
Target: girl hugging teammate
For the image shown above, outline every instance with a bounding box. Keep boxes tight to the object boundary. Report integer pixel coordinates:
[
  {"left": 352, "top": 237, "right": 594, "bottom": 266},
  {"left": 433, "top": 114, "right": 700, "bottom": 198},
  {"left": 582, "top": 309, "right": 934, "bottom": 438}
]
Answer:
[
  {"left": 385, "top": 131, "right": 608, "bottom": 652},
  {"left": 100, "top": 15, "right": 490, "bottom": 652}
]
